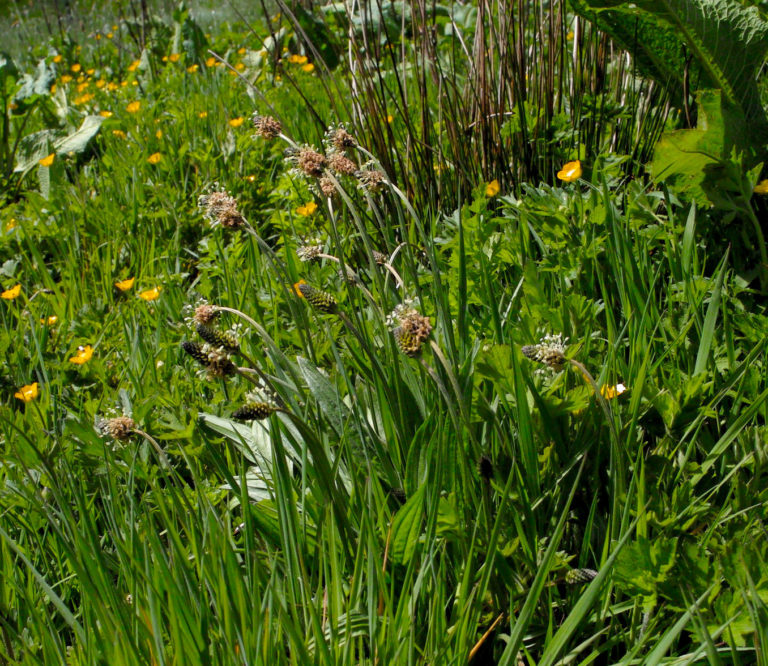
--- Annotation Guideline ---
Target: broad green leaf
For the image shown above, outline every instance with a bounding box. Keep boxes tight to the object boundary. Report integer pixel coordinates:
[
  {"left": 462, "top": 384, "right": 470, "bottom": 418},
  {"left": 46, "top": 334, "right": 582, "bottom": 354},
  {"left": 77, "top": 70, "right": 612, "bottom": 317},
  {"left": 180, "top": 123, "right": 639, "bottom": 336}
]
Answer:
[
  {"left": 571, "top": 0, "right": 768, "bottom": 147},
  {"left": 391, "top": 483, "right": 426, "bottom": 564}
]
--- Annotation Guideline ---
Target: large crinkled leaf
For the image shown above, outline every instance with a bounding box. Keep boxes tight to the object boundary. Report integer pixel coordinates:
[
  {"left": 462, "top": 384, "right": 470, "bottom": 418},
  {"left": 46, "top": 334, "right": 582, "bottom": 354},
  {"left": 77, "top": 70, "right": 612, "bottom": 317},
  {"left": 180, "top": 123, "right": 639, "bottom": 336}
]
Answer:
[
  {"left": 14, "top": 57, "right": 55, "bottom": 104},
  {"left": 650, "top": 89, "right": 750, "bottom": 204},
  {"left": 14, "top": 115, "right": 104, "bottom": 174},
  {"left": 571, "top": 0, "right": 768, "bottom": 146}
]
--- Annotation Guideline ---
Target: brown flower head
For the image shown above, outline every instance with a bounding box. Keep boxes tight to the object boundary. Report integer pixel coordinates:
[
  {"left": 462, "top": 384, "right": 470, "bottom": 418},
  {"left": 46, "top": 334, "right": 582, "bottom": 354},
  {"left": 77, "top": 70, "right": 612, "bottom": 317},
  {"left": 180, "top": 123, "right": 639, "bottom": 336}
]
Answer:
[
  {"left": 287, "top": 145, "right": 326, "bottom": 178},
  {"left": 325, "top": 126, "right": 356, "bottom": 151},
  {"left": 328, "top": 152, "right": 357, "bottom": 176},
  {"left": 318, "top": 176, "right": 337, "bottom": 197},
  {"left": 356, "top": 165, "right": 386, "bottom": 193},
  {"left": 192, "top": 301, "right": 219, "bottom": 325},
  {"left": 98, "top": 415, "right": 137, "bottom": 442},
  {"left": 198, "top": 189, "right": 245, "bottom": 229},
  {"left": 252, "top": 114, "right": 282, "bottom": 139}
]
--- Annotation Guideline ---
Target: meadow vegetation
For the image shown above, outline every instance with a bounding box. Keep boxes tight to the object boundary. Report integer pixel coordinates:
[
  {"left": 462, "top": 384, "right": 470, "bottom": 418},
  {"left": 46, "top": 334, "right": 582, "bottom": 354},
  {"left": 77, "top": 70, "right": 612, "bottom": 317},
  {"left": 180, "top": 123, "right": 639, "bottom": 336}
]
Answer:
[{"left": 1, "top": 0, "right": 768, "bottom": 663}]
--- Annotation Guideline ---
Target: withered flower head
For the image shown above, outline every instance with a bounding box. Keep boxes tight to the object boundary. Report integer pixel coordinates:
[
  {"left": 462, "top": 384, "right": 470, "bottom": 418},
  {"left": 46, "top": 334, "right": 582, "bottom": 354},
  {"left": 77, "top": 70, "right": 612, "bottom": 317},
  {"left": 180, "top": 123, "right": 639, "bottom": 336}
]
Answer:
[
  {"left": 355, "top": 165, "right": 386, "bottom": 193},
  {"left": 198, "top": 189, "right": 245, "bottom": 229},
  {"left": 325, "top": 126, "right": 356, "bottom": 151},
  {"left": 98, "top": 415, "right": 137, "bottom": 442},
  {"left": 521, "top": 333, "right": 568, "bottom": 372},
  {"left": 192, "top": 302, "right": 219, "bottom": 325},
  {"left": 287, "top": 145, "right": 326, "bottom": 178},
  {"left": 293, "top": 280, "right": 338, "bottom": 314},
  {"left": 328, "top": 152, "right": 357, "bottom": 176},
  {"left": 252, "top": 114, "right": 282, "bottom": 139},
  {"left": 318, "top": 176, "right": 337, "bottom": 197}
]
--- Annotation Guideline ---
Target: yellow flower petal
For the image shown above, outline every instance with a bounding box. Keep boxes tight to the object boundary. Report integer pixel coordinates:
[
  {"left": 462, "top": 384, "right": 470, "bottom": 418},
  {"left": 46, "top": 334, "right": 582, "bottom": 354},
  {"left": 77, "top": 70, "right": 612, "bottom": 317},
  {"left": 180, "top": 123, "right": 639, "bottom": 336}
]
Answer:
[
  {"left": 53, "top": 55, "right": 63, "bottom": 63},
  {"left": 147, "top": 152, "right": 162, "bottom": 164},
  {"left": 169, "top": 53, "right": 180, "bottom": 63},
  {"left": 600, "top": 383, "right": 627, "bottom": 400},
  {"left": 14, "top": 382, "right": 39, "bottom": 402},
  {"left": 187, "top": 64, "right": 199, "bottom": 73},
  {"left": 112, "top": 129, "right": 126, "bottom": 139},
  {"left": 39, "top": 153, "right": 55, "bottom": 167},
  {"left": 1, "top": 284, "right": 21, "bottom": 299},
  {"left": 69, "top": 345, "right": 94, "bottom": 365},
  {"left": 293, "top": 280, "right": 307, "bottom": 297},
  {"left": 198, "top": 111, "right": 208, "bottom": 118},
  {"left": 754, "top": 179, "right": 768, "bottom": 195},
  {"left": 485, "top": 179, "right": 500, "bottom": 197},
  {"left": 99, "top": 110, "right": 113, "bottom": 118},
  {"left": 557, "top": 160, "right": 582, "bottom": 183},
  {"left": 138, "top": 286, "right": 161, "bottom": 301},
  {"left": 115, "top": 277, "right": 135, "bottom": 291},
  {"left": 41, "top": 315, "right": 58, "bottom": 325},
  {"left": 126, "top": 101, "right": 140, "bottom": 113},
  {"left": 302, "top": 63, "right": 315, "bottom": 73},
  {"left": 229, "top": 117, "right": 244, "bottom": 128},
  {"left": 71, "top": 63, "right": 81, "bottom": 73},
  {"left": 296, "top": 201, "right": 317, "bottom": 216},
  {"left": 205, "top": 56, "right": 216, "bottom": 67},
  {"left": 127, "top": 60, "right": 140, "bottom": 72}
]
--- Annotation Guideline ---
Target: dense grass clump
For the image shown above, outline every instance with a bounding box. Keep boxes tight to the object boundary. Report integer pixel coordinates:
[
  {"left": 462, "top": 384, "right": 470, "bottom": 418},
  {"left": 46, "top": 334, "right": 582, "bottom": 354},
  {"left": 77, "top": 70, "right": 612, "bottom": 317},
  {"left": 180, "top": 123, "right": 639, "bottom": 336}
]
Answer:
[{"left": 1, "top": 0, "right": 768, "bottom": 664}]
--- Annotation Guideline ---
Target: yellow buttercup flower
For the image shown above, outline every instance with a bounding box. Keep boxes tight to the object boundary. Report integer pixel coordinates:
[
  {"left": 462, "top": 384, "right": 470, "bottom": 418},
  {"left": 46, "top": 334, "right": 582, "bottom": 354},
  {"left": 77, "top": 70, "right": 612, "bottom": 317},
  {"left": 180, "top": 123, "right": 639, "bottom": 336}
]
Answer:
[
  {"left": 115, "top": 277, "right": 135, "bottom": 291},
  {"left": 302, "top": 63, "right": 315, "bottom": 73},
  {"left": 127, "top": 60, "right": 140, "bottom": 72},
  {"left": 386, "top": 114, "right": 394, "bottom": 124},
  {"left": 6, "top": 219, "right": 18, "bottom": 232},
  {"left": 754, "top": 179, "right": 768, "bottom": 195},
  {"left": 229, "top": 117, "right": 244, "bottom": 128},
  {"left": 99, "top": 110, "right": 113, "bottom": 118},
  {"left": 126, "top": 101, "right": 140, "bottom": 113},
  {"left": 147, "top": 152, "right": 162, "bottom": 164},
  {"left": 2, "top": 284, "right": 21, "bottom": 299},
  {"left": 237, "top": 47, "right": 247, "bottom": 55},
  {"left": 187, "top": 64, "right": 199, "bottom": 73},
  {"left": 15, "top": 382, "right": 39, "bottom": 402},
  {"left": 41, "top": 315, "right": 58, "bottom": 325},
  {"left": 205, "top": 56, "right": 216, "bottom": 67},
  {"left": 169, "top": 53, "right": 180, "bottom": 63},
  {"left": 288, "top": 54, "right": 307, "bottom": 64},
  {"left": 112, "top": 130, "right": 127, "bottom": 139},
  {"left": 485, "top": 179, "right": 500, "bottom": 197},
  {"left": 557, "top": 160, "right": 582, "bottom": 182},
  {"left": 71, "top": 63, "right": 81, "bottom": 73},
  {"left": 198, "top": 111, "right": 208, "bottom": 118},
  {"left": 296, "top": 201, "right": 318, "bottom": 216},
  {"left": 69, "top": 345, "right": 94, "bottom": 365},
  {"left": 235, "top": 62, "right": 246, "bottom": 71},
  {"left": 39, "top": 153, "right": 55, "bottom": 167},
  {"left": 600, "top": 383, "right": 627, "bottom": 399},
  {"left": 60, "top": 74, "right": 73, "bottom": 84},
  {"left": 138, "top": 286, "right": 161, "bottom": 301},
  {"left": 96, "top": 79, "right": 106, "bottom": 88},
  {"left": 107, "top": 82, "right": 118, "bottom": 91},
  {"left": 53, "top": 54, "right": 63, "bottom": 63}
]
